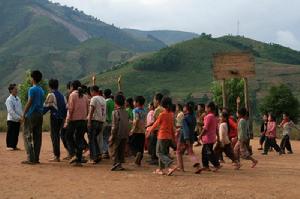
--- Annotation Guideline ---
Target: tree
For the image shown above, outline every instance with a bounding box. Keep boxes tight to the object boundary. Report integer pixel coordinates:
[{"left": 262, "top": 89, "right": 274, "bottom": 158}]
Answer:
[
  {"left": 19, "top": 70, "right": 48, "bottom": 106},
  {"left": 260, "top": 84, "right": 299, "bottom": 122},
  {"left": 211, "top": 78, "right": 244, "bottom": 112}
]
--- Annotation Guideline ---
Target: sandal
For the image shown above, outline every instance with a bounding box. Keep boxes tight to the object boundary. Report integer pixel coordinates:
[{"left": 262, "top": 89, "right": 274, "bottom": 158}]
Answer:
[
  {"left": 167, "top": 167, "right": 178, "bottom": 176},
  {"left": 251, "top": 160, "right": 258, "bottom": 168}
]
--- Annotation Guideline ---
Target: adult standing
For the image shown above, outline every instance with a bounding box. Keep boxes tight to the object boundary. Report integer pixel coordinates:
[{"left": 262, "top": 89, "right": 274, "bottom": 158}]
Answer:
[
  {"left": 5, "top": 84, "right": 23, "bottom": 151},
  {"left": 22, "top": 70, "right": 45, "bottom": 165}
]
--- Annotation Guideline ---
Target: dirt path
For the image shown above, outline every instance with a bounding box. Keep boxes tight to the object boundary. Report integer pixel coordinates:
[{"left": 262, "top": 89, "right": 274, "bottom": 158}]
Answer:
[{"left": 0, "top": 133, "right": 299, "bottom": 199}]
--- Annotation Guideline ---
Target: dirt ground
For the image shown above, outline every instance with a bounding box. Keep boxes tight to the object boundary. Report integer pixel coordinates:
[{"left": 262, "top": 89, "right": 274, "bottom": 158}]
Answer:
[{"left": 0, "top": 132, "right": 300, "bottom": 199}]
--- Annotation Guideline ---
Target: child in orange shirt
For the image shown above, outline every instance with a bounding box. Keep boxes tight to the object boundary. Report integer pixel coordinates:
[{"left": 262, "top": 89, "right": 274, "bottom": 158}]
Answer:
[{"left": 149, "top": 97, "right": 177, "bottom": 176}]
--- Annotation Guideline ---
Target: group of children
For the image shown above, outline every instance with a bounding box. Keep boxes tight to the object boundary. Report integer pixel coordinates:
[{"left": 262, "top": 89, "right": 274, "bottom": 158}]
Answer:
[
  {"left": 258, "top": 112, "right": 300, "bottom": 155},
  {"left": 5, "top": 70, "right": 298, "bottom": 176}
]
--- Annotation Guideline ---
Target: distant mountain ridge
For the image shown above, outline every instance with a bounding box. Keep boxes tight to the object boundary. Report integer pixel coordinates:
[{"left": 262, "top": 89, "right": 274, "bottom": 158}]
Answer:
[{"left": 123, "top": 28, "right": 199, "bottom": 45}]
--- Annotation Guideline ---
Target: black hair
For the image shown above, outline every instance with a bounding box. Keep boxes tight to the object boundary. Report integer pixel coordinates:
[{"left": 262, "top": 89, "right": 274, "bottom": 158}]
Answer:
[
  {"left": 221, "top": 111, "right": 231, "bottom": 132},
  {"left": 81, "top": 85, "right": 88, "bottom": 94},
  {"left": 177, "top": 104, "right": 183, "bottom": 112},
  {"left": 115, "top": 94, "right": 125, "bottom": 107},
  {"left": 206, "top": 102, "right": 216, "bottom": 112},
  {"left": 161, "top": 96, "right": 172, "bottom": 111},
  {"left": 268, "top": 113, "right": 276, "bottom": 121},
  {"left": 283, "top": 112, "right": 290, "bottom": 117},
  {"left": 238, "top": 107, "right": 247, "bottom": 117},
  {"left": 90, "top": 85, "right": 99, "bottom": 93},
  {"left": 67, "top": 81, "right": 72, "bottom": 90},
  {"left": 104, "top": 89, "right": 112, "bottom": 98},
  {"left": 185, "top": 101, "right": 195, "bottom": 114},
  {"left": 31, "top": 70, "right": 43, "bottom": 83},
  {"left": 126, "top": 98, "right": 134, "bottom": 109},
  {"left": 8, "top": 84, "right": 17, "bottom": 93},
  {"left": 155, "top": 93, "right": 164, "bottom": 103},
  {"left": 134, "top": 96, "right": 146, "bottom": 106},
  {"left": 71, "top": 80, "right": 84, "bottom": 98},
  {"left": 48, "top": 79, "right": 59, "bottom": 90},
  {"left": 199, "top": 103, "right": 205, "bottom": 109},
  {"left": 170, "top": 104, "right": 176, "bottom": 113}
]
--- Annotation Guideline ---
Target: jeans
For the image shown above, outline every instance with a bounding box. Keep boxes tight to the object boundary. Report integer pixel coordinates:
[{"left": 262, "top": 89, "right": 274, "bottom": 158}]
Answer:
[
  {"left": 88, "top": 121, "right": 104, "bottom": 160},
  {"left": 103, "top": 124, "right": 112, "bottom": 154},
  {"left": 67, "top": 120, "right": 86, "bottom": 162},
  {"left": 129, "top": 133, "right": 145, "bottom": 158},
  {"left": 6, "top": 121, "right": 20, "bottom": 149},
  {"left": 23, "top": 112, "right": 43, "bottom": 162},
  {"left": 264, "top": 137, "right": 281, "bottom": 154},
  {"left": 202, "top": 143, "right": 220, "bottom": 168},
  {"left": 156, "top": 139, "right": 173, "bottom": 170},
  {"left": 148, "top": 131, "right": 158, "bottom": 160},
  {"left": 50, "top": 117, "right": 64, "bottom": 158},
  {"left": 280, "top": 135, "right": 292, "bottom": 153}
]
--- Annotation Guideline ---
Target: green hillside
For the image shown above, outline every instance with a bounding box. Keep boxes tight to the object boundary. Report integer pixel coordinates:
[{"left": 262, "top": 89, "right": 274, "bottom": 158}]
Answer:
[
  {"left": 88, "top": 35, "right": 300, "bottom": 102},
  {"left": 123, "top": 29, "right": 199, "bottom": 45}
]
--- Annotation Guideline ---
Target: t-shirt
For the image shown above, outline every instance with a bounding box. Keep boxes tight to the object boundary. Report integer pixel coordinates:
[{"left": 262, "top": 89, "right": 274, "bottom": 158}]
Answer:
[
  {"left": 238, "top": 118, "right": 248, "bottom": 141},
  {"left": 266, "top": 121, "right": 277, "bottom": 138},
  {"left": 66, "top": 91, "right": 89, "bottom": 121},
  {"left": 219, "top": 122, "right": 230, "bottom": 145},
  {"left": 26, "top": 85, "right": 44, "bottom": 117},
  {"left": 154, "top": 106, "right": 164, "bottom": 121},
  {"left": 131, "top": 107, "right": 147, "bottom": 134},
  {"left": 106, "top": 98, "right": 115, "bottom": 124},
  {"left": 150, "top": 110, "right": 175, "bottom": 140},
  {"left": 176, "top": 111, "right": 184, "bottom": 127},
  {"left": 201, "top": 112, "right": 217, "bottom": 144},
  {"left": 90, "top": 95, "right": 106, "bottom": 122}
]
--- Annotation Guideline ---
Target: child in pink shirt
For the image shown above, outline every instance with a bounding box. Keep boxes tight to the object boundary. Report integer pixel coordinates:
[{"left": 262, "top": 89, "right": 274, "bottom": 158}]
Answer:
[{"left": 262, "top": 114, "right": 282, "bottom": 155}]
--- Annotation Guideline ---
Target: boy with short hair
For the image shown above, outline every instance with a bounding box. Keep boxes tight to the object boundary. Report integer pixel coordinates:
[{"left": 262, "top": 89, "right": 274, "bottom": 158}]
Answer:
[
  {"left": 109, "top": 94, "right": 129, "bottom": 171},
  {"left": 87, "top": 85, "right": 106, "bottom": 164},
  {"left": 129, "top": 96, "right": 147, "bottom": 166},
  {"left": 44, "top": 79, "right": 67, "bottom": 162},
  {"left": 5, "top": 84, "right": 23, "bottom": 151},
  {"left": 22, "top": 70, "right": 45, "bottom": 165}
]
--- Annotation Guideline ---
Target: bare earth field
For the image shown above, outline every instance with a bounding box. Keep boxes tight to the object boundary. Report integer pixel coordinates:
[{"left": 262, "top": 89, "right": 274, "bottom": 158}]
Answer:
[{"left": 1, "top": 132, "right": 300, "bottom": 199}]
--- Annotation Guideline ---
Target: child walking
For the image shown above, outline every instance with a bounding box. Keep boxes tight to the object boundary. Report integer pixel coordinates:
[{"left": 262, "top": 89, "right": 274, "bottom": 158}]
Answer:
[
  {"left": 176, "top": 102, "right": 201, "bottom": 173},
  {"left": 262, "top": 114, "right": 282, "bottom": 155},
  {"left": 199, "top": 102, "right": 221, "bottom": 172},
  {"left": 279, "top": 112, "right": 300, "bottom": 154},
  {"left": 258, "top": 113, "right": 268, "bottom": 150},
  {"left": 109, "top": 94, "right": 129, "bottom": 171},
  {"left": 129, "top": 96, "right": 147, "bottom": 166},
  {"left": 214, "top": 112, "right": 240, "bottom": 169},
  {"left": 149, "top": 97, "right": 177, "bottom": 176},
  {"left": 234, "top": 108, "right": 258, "bottom": 168}
]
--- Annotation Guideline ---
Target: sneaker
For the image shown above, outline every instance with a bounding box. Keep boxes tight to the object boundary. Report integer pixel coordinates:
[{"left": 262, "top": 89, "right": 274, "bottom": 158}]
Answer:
[
  {"left": 287, "top": 151, "right": 293, "bottom": 154},
  {"left": 135, "top": 152, "right": 143, "bottom": 166},
  {"left": 6, "top": 147, "right": 14, "bottom": 151}
]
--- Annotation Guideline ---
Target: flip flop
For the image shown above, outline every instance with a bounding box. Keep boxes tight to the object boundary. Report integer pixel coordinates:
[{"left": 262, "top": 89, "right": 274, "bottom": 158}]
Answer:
[
  {"left": 251, "top": 160, "right": 258, "bottom": 168},
  {"left": 167, "top": 167, "right": 177, "bottom": 176}
]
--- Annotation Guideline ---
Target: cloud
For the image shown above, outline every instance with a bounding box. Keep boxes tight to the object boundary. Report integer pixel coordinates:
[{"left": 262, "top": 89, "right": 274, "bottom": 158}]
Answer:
[
  {"left": 52, "top": 0, "right": 300, "bottom": 51},
  {"left": 276, "top": 31, "right": 300, "bottom": 50}
]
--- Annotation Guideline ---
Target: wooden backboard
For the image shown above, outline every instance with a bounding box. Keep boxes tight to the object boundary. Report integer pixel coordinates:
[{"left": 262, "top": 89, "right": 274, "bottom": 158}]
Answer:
[{"left": 213, "top": 52, "right": 255, "bottom": 80}]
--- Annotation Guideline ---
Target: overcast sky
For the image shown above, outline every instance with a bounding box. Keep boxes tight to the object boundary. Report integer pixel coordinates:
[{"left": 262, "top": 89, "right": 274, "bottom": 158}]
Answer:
[{"left": 52, "top": 0, "right": 300, "bottom": 50}]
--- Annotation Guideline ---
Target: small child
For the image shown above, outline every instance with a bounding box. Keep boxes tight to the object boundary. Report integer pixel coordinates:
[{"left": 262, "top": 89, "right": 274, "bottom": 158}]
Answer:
[
  {"left": 258, "top": 113, "right": 268, "bottom": 150},
  {"left": 234, "top": 108, "right": 258, "bottom": 168},
  {"left": 109, "top": 94, "right": 129, "bottom": 171},
  {"left": 199, "top": 102, "right": 221, "bottom": 172},
  {"left": 176, "top": 102, "right": 201, "bottom": 173},
  {"left": 149, "top": 97, "right": 177, "bottom": 176},
  {"left": 278, "top": 112, "right": 300, "bottom": 154},
  {"left": 129, "top": 96, "right": 147, "bottom": 166},
  {"left": 262, "top": 114, "right": 282, "bottom": 155},
  {"left": 214, "top": 111, "right": 240, "bottom": 169}
]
